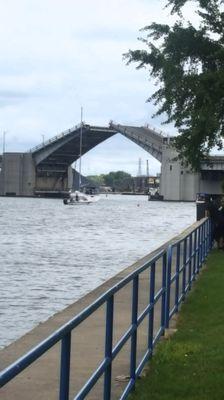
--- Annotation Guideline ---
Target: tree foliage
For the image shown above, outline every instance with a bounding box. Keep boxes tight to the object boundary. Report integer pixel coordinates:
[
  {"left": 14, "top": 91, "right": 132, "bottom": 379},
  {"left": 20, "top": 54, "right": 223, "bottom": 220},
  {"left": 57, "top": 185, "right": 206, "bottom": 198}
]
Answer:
[
  {"left": 103, "top": 171, "right": 132, "bottom": 190},
  {"left": 87, "top": 171, "right": 132, "bottom": 191},
  {"left": 87, "top": 174, "right": 105, "bottom": 186},
  {"left": 125, "top": 0, "right": 224, "bottom": 169}
]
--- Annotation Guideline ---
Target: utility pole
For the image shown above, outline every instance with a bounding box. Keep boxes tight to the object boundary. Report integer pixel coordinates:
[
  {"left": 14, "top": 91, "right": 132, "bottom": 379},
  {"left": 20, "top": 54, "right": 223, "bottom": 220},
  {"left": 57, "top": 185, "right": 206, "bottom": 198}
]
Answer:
[
  {"left": 146, "top": 160, "right": 149, "bottom": 177},
  {"left": 79, "top": 106, "right": 83, "bottom": 190},
  {"left": 41, "top": 134, "right": 45, "bottom": 145},
  {"left": 138, "top": 158, "right": 142, "bottom": 176},
  {"left": 2, "top": 131, "right": 7, "bottom": 154}
]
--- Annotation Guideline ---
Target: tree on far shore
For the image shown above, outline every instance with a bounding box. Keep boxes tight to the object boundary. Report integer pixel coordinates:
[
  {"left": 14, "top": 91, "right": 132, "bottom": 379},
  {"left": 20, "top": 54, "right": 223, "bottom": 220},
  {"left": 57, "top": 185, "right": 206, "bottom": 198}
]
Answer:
[
  {"left": 125, "top": 0, "right": 224, "bottom": 169},
  {"left": 87, "top": 171, "right": 132, "bottom": 191}
]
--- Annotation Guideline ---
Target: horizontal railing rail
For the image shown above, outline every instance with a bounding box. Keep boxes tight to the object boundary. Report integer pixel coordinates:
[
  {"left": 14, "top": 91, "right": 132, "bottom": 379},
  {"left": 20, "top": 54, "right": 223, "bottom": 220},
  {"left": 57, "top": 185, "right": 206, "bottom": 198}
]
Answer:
[
  {"left": 165, "top": 218, "right": 211, "bottom": 328},
  {"left": 0, "top": 218, "right": 211, "bottom": 400},
  {"left": 29, "top": 123, "right": 82, "bottom": 153}
]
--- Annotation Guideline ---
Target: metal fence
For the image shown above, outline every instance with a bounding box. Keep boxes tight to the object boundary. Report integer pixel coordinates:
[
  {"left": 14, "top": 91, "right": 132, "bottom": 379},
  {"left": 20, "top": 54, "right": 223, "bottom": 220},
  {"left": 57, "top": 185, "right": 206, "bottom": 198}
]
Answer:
[
  {"left": 29, "top": 123, "right": 82, "bottom": 153},
  {"left": 0, "top": 218, "right": 211, "bottom": 399}
]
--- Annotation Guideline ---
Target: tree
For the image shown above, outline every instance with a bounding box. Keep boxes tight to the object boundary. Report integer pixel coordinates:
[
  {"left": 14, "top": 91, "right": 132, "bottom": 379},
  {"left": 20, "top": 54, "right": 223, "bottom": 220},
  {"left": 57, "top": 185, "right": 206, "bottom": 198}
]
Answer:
[
  {"left": 87, "top": 174, "right": 105, "bottom": 186},
  {"left": 103, "top": 171, "right": 132, "bottom": 191},
  {"left": 125, "top": 0, "right": 224, "bottom": 169},
  {"left": 87, "top": 171, "right": 133, "bottom": 191}
]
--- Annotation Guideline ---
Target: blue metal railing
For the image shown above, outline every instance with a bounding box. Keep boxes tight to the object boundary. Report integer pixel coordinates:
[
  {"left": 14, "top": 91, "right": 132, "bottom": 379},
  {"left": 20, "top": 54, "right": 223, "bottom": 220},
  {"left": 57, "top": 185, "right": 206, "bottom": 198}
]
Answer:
[
  {"left": 165, "top": 218, "right": 211, "bottom": 327},
  {"left": 0, "top": 218, "right": 211, "bottom": 399}
]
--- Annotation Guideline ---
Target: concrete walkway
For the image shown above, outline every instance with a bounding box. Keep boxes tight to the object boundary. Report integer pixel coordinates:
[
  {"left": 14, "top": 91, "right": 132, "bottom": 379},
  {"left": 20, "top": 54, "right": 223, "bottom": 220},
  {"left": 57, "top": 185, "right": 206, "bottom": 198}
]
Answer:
[{"left": 0, "top": 222, "right": 200, "bottom": 400}]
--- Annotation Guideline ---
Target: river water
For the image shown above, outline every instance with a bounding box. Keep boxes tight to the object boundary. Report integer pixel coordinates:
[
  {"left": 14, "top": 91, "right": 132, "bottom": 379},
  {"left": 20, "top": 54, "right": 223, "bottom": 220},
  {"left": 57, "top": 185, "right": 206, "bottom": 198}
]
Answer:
[{"left": 0, "top": 195, "right": 195, "bottom": 349}]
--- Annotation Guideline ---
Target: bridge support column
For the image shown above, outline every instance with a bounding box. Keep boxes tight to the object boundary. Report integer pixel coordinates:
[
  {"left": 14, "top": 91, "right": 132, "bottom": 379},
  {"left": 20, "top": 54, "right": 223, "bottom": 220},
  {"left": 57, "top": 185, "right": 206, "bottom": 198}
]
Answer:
[{"left": 0, "top": 153, "right": 35, "bottom": 196}]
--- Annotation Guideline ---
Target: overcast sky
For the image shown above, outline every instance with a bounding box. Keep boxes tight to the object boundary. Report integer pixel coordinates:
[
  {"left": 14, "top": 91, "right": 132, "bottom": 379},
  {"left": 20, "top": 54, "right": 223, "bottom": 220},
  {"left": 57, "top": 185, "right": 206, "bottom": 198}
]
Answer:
[{"left": 0, "top": 0, "right": 196, "bottom": 176}]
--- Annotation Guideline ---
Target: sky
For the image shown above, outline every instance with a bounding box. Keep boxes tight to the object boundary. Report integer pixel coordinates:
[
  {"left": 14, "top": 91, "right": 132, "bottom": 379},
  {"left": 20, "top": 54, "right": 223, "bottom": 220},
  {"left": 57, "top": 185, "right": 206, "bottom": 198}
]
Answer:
[{"left": 0, "top": 0, "right": 196, "bottom": 176}]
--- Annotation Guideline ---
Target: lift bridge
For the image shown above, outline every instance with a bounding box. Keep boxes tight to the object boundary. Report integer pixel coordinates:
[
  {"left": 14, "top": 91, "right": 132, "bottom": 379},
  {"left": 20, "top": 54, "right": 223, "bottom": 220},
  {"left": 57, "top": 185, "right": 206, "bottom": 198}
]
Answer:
[{"left": 0, "top": 122, "right": 224, "bottom": 201}]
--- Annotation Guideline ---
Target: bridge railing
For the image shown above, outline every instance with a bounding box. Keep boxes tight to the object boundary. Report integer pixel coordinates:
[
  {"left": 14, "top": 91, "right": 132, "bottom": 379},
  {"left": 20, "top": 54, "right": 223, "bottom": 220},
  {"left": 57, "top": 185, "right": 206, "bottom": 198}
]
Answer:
[
  {"left": 29, "top": 123, "right": 82, "bottom": 153},
  {"left": 0, "top": 218, "right": 211, "bottom": 400}
]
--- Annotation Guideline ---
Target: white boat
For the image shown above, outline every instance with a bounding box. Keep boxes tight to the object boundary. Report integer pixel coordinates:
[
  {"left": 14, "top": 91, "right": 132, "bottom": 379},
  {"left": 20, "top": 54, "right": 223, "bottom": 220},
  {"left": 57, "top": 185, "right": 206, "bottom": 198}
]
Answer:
[
  {"left": 195, "top": 193, "right": 206, "bottom": 204},
  {"left": 63, "top": 190, "right": 100, "bottom": 205},
  {"left": 63, "top": 107, "right": 100, "bottom": 206}
]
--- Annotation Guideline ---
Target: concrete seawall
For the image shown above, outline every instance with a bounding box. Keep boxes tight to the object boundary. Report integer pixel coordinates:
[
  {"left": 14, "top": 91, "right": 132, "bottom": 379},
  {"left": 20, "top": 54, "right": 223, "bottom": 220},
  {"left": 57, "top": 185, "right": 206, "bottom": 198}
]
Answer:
[{"left": 0, "top": 220, "right": 202, "bottom": 399}]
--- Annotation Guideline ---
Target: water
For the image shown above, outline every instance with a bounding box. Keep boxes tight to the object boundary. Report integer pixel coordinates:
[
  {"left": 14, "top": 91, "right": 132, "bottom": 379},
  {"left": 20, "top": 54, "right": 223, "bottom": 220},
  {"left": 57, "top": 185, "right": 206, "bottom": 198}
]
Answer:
[{"left": 0, "top": 195, "right": 195, "bottom": 349}]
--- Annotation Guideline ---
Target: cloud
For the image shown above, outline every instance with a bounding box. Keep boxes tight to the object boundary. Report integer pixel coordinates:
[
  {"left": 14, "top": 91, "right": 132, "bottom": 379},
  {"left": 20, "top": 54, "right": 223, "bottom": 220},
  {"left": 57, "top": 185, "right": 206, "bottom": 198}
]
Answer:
[
  {"left": 0, "top": 90, "right": 32, "bottom": 108},
  {"left": 0, "top": 0, "right": 196, "bottom": 174},
  {"left": 0, "top": 90, "right": 30, "bottom": 99}
]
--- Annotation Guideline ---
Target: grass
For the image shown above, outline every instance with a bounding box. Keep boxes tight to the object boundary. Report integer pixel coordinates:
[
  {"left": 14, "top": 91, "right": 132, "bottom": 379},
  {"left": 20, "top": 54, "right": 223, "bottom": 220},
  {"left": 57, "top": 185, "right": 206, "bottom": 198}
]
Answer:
[{"left": 129, "top": 250, "right": 224, "bottom": 400}]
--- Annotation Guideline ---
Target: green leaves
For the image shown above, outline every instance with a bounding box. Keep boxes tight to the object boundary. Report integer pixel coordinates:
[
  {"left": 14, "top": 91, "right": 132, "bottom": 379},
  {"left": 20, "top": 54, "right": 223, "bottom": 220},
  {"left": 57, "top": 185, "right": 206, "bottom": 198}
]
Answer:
[
  {"left": 87, "top": 171, "right": 133, "bottom": 191},
  {"left": 166, "top": 0, "right": 223, "bottom": 15},
  {"left": 124, "top": 0, "right": 224, "bottom": 169}
]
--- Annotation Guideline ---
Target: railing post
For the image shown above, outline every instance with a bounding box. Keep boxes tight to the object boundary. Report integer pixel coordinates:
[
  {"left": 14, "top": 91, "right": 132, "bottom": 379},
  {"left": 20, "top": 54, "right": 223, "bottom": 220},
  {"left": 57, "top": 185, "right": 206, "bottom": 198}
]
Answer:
[
  {"left": 199, "top": 225, "right": 203, "bottom": 268},
  {"left": 148, "top": 262, "right": 156, "bottom": 354},
  {"left": 202, "top": 223, "right": 205, "bottom": 265},
  {"left": 175, "top": 243, "right": 180, "bottom": 312},
  {"left": 130, "top": 276, "right": 139, "bottom": 387},
  {"left": 207, "top": 219, "right": 210, "bottom": 254},
  {"left": 182, "top": 239, "right": 187, "bottom": 298},
  {"left": 204, "top": 221, "right": 207, "bottom": 256},
  {"left": 202, "top": 223, "right": 205, "bottom": 262},
  {"left": 206, "top": 219, "right": 210, "bottom": 254},
  {"left": 104, "top": 296, "right": 114, "bottom": 400},
  {"left": 59, "top": 332, "right": 71, "bottom": 400},
  {"left": 206, "top": 220, "right": 210, "bottom": 255},
  {"left": 188, "top": 234, "right": 193, "bottom": 290},
  {"left": 209, "top": 218, "right": 213, "bottom": 250},
  {"left": 165, "top": 246, "right": 172, "bottom": 329},
  {"left": 193, "top": 229, "right": 197, "bottom": 280},
  {"left": 197, "top": 226, "right": 201, "bottom": 273},
  {"left": 161, "top": 253, "right": 167, "bottom": 331}
]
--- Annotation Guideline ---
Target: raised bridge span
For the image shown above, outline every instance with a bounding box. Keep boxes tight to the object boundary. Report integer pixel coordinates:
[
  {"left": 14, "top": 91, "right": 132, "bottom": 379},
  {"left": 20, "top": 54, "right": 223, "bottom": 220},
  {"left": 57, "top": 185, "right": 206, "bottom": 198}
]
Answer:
[
  {"left": 29, "top": 122, "right": 165, "bottom": 196},
  {"left": 31, "top": 122, "right": 164, "bottom": 166},
  {"left": 0, "top": 122, "right": 224, "bottom": 200},
  {"left": 0, "top": 122, "right": 167, "bottom": 198}
]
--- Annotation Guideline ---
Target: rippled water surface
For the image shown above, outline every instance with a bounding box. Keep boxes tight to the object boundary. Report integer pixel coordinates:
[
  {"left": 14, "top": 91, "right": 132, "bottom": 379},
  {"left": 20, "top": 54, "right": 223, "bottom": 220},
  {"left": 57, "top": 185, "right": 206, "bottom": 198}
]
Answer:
[{"left": 0, "top": 195, "right": 195, "bottom": 348}]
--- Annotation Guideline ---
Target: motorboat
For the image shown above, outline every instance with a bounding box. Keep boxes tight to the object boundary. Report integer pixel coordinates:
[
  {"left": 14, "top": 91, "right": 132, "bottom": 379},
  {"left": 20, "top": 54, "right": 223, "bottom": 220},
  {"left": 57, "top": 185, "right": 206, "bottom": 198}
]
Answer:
[
  {"left": 63, "top": 190, "right": 100, "bottom": 205},
  {"left": 195, "top": 193, "right": 207, "bottom": 204},
  {"left": 148, "top": 188, "right": 163, "bottom": 201}
]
